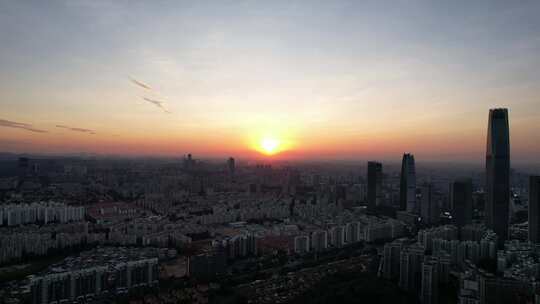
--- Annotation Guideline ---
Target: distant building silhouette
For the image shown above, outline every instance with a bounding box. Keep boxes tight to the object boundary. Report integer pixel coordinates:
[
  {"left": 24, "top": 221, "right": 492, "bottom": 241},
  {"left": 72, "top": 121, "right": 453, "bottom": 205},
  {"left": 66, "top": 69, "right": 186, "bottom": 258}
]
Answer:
[
  {"left": 400, "top": 153, "right": 416, "bottom": 212},
  {"left": 183, "top": 153, "right": 195, "bottom": 171},
  {"left": 367, "top": 161, "right": 383, "bottom": 209},
  {"left": 17, "top": 157, "right": 29, "bottom": 178},
  {"left": 529, "top": 176, "right": 540, "bottom": 244},
  {"left": 450, "top": 179, "right": 473, "bottom": 228},
  {"left": 227, "top": 157, "right": 235, "bottom": 175},
  {"left": 18, "top": 157, "right": 29, "bottom": 169},
  {"left": 485, "top": 108, "right": 510, "bottom": 244},
  {"left": 420, "top": 183, "right": 439, "bottom": 225}
]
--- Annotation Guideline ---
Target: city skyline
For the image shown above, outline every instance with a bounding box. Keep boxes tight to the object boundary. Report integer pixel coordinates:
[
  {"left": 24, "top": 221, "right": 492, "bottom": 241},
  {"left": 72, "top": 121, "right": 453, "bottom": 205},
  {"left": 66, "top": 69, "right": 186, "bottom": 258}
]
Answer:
[
  {"left": 1, "top": 1, "right": 540, "bottom": 162},
  {"left": 2, "top": 2, "right": 540, "bottom": 303}
]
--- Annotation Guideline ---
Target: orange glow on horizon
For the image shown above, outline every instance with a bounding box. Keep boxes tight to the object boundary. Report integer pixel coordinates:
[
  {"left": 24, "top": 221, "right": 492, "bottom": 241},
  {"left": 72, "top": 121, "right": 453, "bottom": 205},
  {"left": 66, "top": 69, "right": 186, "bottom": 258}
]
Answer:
[{"left": 1, "top": 115, "right": 539, "bottom": 162}]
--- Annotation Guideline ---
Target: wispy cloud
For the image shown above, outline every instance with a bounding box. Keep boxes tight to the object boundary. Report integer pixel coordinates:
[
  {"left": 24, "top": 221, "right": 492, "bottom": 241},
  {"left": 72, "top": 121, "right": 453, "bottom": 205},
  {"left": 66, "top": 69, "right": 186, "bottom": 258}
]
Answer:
[
  {"left": 128, "top": 76, "right": 171, "bottom": 113},
  {"left": 142, "top": 97, "right": 171, "bottom": 113},
  {"left": 129, "top": 76, "right": 152, "bottom": 90},
  {"left": 0, "top": 119, "right": 48, "bottom": 133},
  {"left": 56, "top": 125, "right": 96, "bottom": 135}
]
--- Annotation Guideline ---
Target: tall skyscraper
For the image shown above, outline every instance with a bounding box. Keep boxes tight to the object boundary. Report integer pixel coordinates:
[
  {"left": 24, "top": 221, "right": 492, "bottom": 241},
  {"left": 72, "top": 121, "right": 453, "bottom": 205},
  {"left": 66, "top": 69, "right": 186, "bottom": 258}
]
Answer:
[
  {"left": 400, "top": 153, "right": 417, "bottom": 212},
  {"left": 420, "top": 183, "right": 439, "bottom": 225},
  {"left": 367, "top": 161, "right": 383, "bottom": 209},
  {"left": 450, "top": 179, "right": 473, "bottom": 228},
  {"left": 529, "top": 176, "right": 540, "bottom": 244},
  {"left": 18, "top": 157, "right": 29, "bottom": 178},
  {"left": 227, "top": 157, "right": 235, "bottom": 176},
  {"left": 485, "top": 108, "right": 510, "bottom": 244},
  {"left": 183, "top": 153, "right": 195, "bottom": 171}
]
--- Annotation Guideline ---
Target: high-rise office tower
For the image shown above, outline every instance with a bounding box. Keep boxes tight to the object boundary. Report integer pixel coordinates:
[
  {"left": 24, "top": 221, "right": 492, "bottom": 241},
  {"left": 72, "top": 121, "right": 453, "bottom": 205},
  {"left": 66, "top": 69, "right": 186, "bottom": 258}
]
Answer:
[
  {"left": 420, "top": 183, "right": 439, "bottom": 225},
  {"left": 227, "top": 157, "right": 235, "bottom": 175},
  {"left": 183, "top": 153, "right": 195, "bottom": 171},
  {"left": 400, "top": 153, "right": 417, "bottom": 212},
  {"left": 529, "top": 176, "right": 540, "bottom": 244},
  {"left": 367, "top": 161, "right": 383, "bottom": 209},
  {"left": 450, "top": 179, "right": 473, "bottom": 228},
  {"left": 485, "top": 108, "right": 510, "bottom": 243},
  {"left": 18, "top": 157, "right": 29, "bottom": 178}
]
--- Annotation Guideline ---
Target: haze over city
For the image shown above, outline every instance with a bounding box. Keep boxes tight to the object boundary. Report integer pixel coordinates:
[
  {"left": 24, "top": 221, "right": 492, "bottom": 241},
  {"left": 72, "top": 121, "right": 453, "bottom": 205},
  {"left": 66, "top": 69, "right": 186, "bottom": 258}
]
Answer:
[
  {"left": 2, "top": 2, "right": 540, "bottom": 304},
  {"left": 1, "top": 1, "right": 540, "bottom": 162}
]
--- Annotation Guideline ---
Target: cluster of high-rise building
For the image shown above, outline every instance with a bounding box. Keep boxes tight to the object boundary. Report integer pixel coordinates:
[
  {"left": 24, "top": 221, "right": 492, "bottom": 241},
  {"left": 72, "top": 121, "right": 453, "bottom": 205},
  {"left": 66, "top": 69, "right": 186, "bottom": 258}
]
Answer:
[
  {"left": 212, "top": 233, "right": 259, "bottom": 259},
  {"left": 457, "top": 238, "right": 540, "bottom": 304},
  {"left": 0, "top": 202, "right": 85, "bottom": 226},
  {"left": 2, "top": 107, "right": 540, "bottom": 304},
  {"left": 0, "top": 212, "right": 194, "bottom": 264},
  {"left": 381, "top": 223, "right": 500, "bottom": 304},
  {"left": 200, "top": 196, "right": 291, "bottom": 224},
  {"left": 294, "top": 224, "right": 351, "bottom": 254},
  {"left": 29, "top": 247, "right": 159, "bottom": 304},
  {"left": 365, "top": 109, "right": 512, "bottom": 247},
  {"left": 0, "top": 222, "right": 89, "bottom": 263},
  {"left": 1, "top": 231, "right": 86, "bottom": 264},
  {"left": 418, "top": 225, "right": 459, "bottom": 251},
  {"left": 458, "top": 260, "right": 534, "bottom": 304}
]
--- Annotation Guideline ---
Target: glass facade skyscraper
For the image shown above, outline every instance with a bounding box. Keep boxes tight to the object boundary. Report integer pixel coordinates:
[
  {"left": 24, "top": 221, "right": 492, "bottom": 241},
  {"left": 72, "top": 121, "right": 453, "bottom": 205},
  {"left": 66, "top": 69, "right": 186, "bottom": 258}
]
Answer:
[
  {"left": 485, "top": 108, "right": 510, "bottom": 244},
  {"left": 367, "top": 161, "right": 383, "bottom": 210},
  {"left": 400, "top": 153, "right": 416, "bottom": 212},
  {"left": 450, "top": 179, "right": 473, "bottom": 227}
]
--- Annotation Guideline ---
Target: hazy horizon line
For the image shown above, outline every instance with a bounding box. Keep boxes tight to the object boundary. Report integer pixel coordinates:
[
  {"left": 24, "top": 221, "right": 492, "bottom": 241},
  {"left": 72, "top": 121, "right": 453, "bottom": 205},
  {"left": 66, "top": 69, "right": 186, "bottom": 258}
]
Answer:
[{"left": 1, "top": 150, "right": 539, "bottom": 167}]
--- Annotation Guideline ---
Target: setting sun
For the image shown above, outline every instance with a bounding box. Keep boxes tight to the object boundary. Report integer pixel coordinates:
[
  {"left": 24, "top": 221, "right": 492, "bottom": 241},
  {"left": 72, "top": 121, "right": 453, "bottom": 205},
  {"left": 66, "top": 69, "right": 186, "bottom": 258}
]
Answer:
[{"left": 260, "top": 138, "right": 280, "bottom": 155}]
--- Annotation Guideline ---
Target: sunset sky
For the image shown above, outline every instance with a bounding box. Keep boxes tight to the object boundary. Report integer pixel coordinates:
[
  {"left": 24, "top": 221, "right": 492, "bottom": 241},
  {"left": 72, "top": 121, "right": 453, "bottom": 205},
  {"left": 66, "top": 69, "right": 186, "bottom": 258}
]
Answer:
[{"left": 1, "top": 1, "right": 539, "bottom": 162}]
